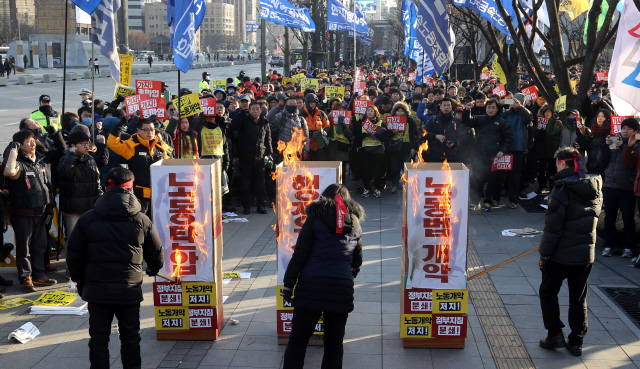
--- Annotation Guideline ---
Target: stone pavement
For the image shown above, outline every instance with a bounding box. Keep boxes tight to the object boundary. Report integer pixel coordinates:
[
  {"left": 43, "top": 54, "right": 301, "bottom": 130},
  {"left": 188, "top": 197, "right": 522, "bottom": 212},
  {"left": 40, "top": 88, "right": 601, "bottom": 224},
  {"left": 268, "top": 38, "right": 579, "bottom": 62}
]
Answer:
[{"left": 0, "top": 186, "right": 639, "bottom": 368}]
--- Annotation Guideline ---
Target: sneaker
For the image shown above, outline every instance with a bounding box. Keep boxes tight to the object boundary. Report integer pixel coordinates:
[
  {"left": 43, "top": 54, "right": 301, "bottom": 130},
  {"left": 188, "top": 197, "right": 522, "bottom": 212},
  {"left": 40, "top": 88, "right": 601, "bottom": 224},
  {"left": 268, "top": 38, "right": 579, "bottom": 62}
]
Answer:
[
  {"left": 469, "top": 203, "right": 481, "bottom": 211},
  {"left": 491, "top": 200, "right": 499, "bottom": 207},
  {"left": 391, "top": 186, "right": 398, "bottom": 194},
  {"left": 509, "top": 203, "right": 518, "bottom": 209},
  {"left": 362, "top": 189, "right": 371, "bottom": 198},
  {"left": 373, "top": 189, "right": 382, "bottom": 198},
  {"left": 483, "top": 203, "right": 492, "bottom": 212},
  {"left": 45, "top": 264, "right": 58, "bottom": 273},
  {"left": 21, "top": 277, "right": 36, "bottom": 293},
  {"left": 602, "top": 248, "right": 612, "bottom": 257},
  {"left": 622, "top": 249, "right": 633, "bottom": 258},
  {"left": 33, "top": 277, "right": 57, "bottom": 286}
]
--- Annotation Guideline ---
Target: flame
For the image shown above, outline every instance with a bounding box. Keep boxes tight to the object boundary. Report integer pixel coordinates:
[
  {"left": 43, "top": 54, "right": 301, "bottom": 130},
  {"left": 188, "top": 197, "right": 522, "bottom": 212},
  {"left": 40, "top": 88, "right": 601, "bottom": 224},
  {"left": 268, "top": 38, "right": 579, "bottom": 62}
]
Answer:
[
  {"left": 435, "top": 159, "right": 458, "bottom": 268},
  {"left": 417, "top": 129, "right": 428, "bottom": 163}
]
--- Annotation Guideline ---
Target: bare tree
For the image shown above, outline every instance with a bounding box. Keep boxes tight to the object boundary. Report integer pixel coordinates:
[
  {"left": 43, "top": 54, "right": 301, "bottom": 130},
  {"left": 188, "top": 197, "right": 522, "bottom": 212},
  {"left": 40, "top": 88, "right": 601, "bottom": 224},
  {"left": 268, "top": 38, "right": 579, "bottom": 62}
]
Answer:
[
  {"left": 558, "top": 12, "right": 587, "bottom": 59},
  {"left": 449, "top": 6, "right": 495, "bottom": 79},
  {"left": 128, "top": 30, "right": 150, "bottom": 51}
]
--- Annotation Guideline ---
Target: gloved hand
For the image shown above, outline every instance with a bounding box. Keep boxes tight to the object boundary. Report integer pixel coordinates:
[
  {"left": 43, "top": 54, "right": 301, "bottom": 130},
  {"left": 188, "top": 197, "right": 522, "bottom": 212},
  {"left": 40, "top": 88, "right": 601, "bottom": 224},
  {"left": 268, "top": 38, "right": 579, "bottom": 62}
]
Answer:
[
  {"left": 9, "top": 142, "right": 20, "bottom": 151},
  {"left": 118, "top": 116, "right": 128, "bottom": 127},
  {"left": 312, "top": 130, "right": 322, "bottom": 139},
  {"left": 278, "top": 101, "right": 285, "bottom": 109},
  {"left": 44, "top": 125, "right": 56, "bottom": 135},
  {"left": 281, "top": 287, "right": 293, "bottom": 304},
  {"left": 116, "top": 95, "right": 125, "bottom": 103},
  {"left": 145, "top": 267, "right": 158, "bottom": 277},
  {"left": 539, "top": 256, "right": 549, "bottom": 271}
]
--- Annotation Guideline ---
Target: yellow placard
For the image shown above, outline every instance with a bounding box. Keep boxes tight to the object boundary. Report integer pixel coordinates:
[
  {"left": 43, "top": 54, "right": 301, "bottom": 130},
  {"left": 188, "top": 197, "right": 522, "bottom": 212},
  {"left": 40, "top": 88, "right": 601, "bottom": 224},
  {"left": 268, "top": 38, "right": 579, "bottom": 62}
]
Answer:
[
  {"left": 172, "top": 93, "right": 203, "bottom": 118},
  {"left": 276, "top": 285, "right": 294, "bottom": 310},
  {"left": 119, "top": 54, "right": 134, "bottom": 87},
  {"left": 554, "top": 95, "right": 567, "bottom": 112},
  {"left": 400, "top": 314, "right": 432, "bottom": 338},
  {"left": 114, "top": 83, "right": 136, "bottom": 100},
  {"left": 325, "top": 86, "right": 345, "bottom": 101},
  {"left": 282, "top": 77, "right": 296, "bottom": 85},
  {"left": 383, "top": 62, "right": 389, "bottom": 67},
  {"left": 299, "top": 78, "right": 318, "bottom": 91},
  {"left": 210, "top": 79, "right": 227, "bottom": 90},
  {"left": 223, "top": 272, "right": 241, "bottom": 278},
  {"left": 316, "top": 73, "right": 327, "bottom": 78},
  {"left": 182, "top": 282, "right": 216, "bottom": 306},
  {"left": 432, "top": 289, "right": 468, "bottom": 314},
  {"left": 293, "top": 73, "right": 306, "bottom": 80},
  {"left": 570, "top": 80, "right": 577, "bottom": 93},
  {"left": 154, "top": 307, "right": 188, "bottom": 330},
  {"left": 32, "top": 290, "right": 78, "bottom": 306},
  {"left": 0, "top": 297, "right": 33, "bottom": 310}
]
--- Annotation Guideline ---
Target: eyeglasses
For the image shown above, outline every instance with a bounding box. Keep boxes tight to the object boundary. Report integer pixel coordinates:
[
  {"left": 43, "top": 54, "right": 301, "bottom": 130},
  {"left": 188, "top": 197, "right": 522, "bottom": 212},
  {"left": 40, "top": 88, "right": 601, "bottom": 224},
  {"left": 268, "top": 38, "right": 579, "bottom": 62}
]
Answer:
[
  {"left": 140, "top": 128, "right": 155, "bottom": 133},
  {"left": 77, "top": 141, "right": 90, "bottom": 146}
]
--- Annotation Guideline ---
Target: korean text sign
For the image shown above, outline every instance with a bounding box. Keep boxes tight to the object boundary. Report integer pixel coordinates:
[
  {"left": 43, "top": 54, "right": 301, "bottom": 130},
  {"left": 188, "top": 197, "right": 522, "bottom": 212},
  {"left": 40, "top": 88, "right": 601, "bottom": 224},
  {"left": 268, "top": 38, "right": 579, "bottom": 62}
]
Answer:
[
  {"left": 386, "top": 116, "right": 407, "bottom": 131},
  {"left": 140, "top": 97, "right": 166, "bottom": 119},
  {"left": 125, "top": 94, "right": 150, "bottom": 116},
  {"left": 331, "top": 110, "right": 352, "bottom": 126},
  {"left": 611, "top": 116, "right": 633, "bottom": 135},
  {"left": 493, "top": 84, "right": 506, "bottom": 98},
  {"left": 325, "top": 86, "right": 345, "bottom": 100},
  {"left": 172, "top": 93, "right": 203, "bottom": 118},
  {"left": 136, "top": 80, "right": 162, "bottom": 98},
  {"left": 199, "top": 98, "right": 217, "bottom": 116},
  {"left": 491, "top": 155, "right": 513, "bottom": 171},
  {"left": 353, "top": 100, "right": 374, "bottom": 115},
  {"left": 536, "top": 116, "right": 549, "bottom": 130},
  {"left": 521, "top": 86, "right": 538, "bottom": 101},
  {"left": 119, "top": 54, "right": 134, "bottom": 87}
]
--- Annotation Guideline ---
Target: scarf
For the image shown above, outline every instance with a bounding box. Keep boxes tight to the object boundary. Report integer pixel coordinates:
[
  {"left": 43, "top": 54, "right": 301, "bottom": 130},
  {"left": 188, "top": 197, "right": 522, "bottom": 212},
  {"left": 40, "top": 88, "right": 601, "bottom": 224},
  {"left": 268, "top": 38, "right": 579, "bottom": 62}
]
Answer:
[{"left": 590, "top": 123, "right": 610, "bottom": 137}]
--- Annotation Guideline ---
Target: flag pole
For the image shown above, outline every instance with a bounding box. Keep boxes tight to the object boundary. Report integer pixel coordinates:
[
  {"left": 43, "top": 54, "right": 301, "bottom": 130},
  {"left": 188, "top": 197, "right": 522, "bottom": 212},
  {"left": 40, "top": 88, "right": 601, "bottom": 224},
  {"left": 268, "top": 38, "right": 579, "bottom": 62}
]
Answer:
[
  {"left": 353, "top": 0, "right": 356, "bottom": 80},
  {"left": 91, "top": 19, "right": 96, "bottom": 143},
  {"left": 62, "top": 0, "right": 69, "bottom": 117},
  {"left": 177, "top": 70, "right": 181, "bottom": 159}
]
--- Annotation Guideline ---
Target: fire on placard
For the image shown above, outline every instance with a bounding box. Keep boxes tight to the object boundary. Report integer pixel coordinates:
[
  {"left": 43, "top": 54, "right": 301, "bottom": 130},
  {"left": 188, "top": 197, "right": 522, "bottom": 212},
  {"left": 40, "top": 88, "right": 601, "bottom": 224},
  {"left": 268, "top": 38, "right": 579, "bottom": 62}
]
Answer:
[{"left": 168, "top": 161, "right": 209, "bottom": 282}]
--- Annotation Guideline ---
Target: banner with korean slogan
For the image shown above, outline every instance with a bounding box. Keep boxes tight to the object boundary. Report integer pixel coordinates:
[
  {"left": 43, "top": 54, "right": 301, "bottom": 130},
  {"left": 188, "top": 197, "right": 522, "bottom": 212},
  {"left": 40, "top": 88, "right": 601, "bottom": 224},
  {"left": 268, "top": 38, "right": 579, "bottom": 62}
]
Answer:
[
  {"left": 210, "top": 79, "right": 227, "bottom": 90},
  {"left": 172, "top": 93, "right": 203, "bottom": 118},
  {"left": 114, "top": 83, "right": 136, "bottom": 99},
  {"left": 119, "top": 54, "right": 134, "bottom": 87},
  {"left": 331, "top": 110, "right": 352, "bottom": 125},
  {"left": 536, "top": 116, "right": 550, "bottom": 130},
  {"left": 415, "top": 0, "right": 454, "bottom": 74},
  {"left": 362, "top": 118, "right": 380, "bottom": 134},
  {"left": 521, "top": 86, "right": 539, "bottom": 101},
  {"left": 168, "top": 0, "right": 206, "bottom": 73},
  {"left": 353, "top": 99, "right": 374, "bottom": 115},
  {"left": 386, "top": 116, "right": 407, "bottom": 131},
  {"left": 260, "top": 0, "right": 315, "bottom": 32},
  {"left": 136, "top": 80, "right": 163, "bottom": 98},
  {"left": 325, "top": 86, "right": 345, "bottom": 100},
  {"left": 452, "top": 0, "right": 517, "bottom": 39},
  {"left": 609, "top": 0, "right": 640, "bottom": 112},
  {"left": 125, "top": 94, "right": 150, "bottom": 115},
  {"left": 554, "top": 95, "right": 567, "bottom": 112},
  {"left": 199, "top": 98, "right": 217, "bottom": 116},
  {"left": 611, "top": 116, "right": 634, "bottom": 135},
  {"left": 491, "top": 155, "right": 513, "bottom": 171},
  {"left": 353, "top": 82, "right": 366, "bottom": 96},
  {"left": 299, "top": 78, "right": 318, "bottom": 91},
  {"left": 282, "top": 77, "right": 296, "bottom": 86},
  {"left": 140, "top": 97, "right": 167, "bottom": 119}
]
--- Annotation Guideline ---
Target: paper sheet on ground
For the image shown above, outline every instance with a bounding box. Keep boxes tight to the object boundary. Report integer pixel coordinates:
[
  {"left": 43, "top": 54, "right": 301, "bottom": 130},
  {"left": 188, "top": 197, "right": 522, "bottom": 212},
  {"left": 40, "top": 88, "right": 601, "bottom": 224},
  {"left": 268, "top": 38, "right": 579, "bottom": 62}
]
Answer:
[
  {"left": 519, "top": 192, "right": 537, "bottom": 200},
  {"left": 502, "top": 228, "right": 543, "bottom": 236},
  {"left": 222, "top": 218, "right": 249, "bottom": 223},
  {"left": 8, "top": 322, "right": 40, "bottom": 343},
  {"left": 0, "top": 297, "right": 33, "bottom": 310},
  {"left": 222, "top": 212, "right": 238, "bottom": 217}
]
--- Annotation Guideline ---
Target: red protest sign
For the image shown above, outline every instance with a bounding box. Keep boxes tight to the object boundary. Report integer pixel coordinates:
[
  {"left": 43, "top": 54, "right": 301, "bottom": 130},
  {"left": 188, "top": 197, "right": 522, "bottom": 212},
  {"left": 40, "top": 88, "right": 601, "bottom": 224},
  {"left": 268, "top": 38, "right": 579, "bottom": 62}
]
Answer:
[
  {"left": 140, "top": 97, "right": 166, "bottom": 119},
  {"left": 596, "top": 72, "right": 608, "bottom": 82},
  {"left": 536, "top": 116, "right": 550, "bottom": 130},
  {"left": 409, "top": 73, "right": 416, "bottom": 81},
  {"left": 386, "top": 116, "right": 407, "bottom": 131},
  {"left": 403, "top": 289, "right": 432, "bottom": 314},
  {"left": 424, "top": 76, "right": 434, "bottom": 87},
  {"left": 362, "top": 118, "right": 380, "bottom": 134},
  {"left": 480, "top": 73, "right": 490, "bottom": 80},
  {"left": 521, "top": 86, "right": 538, "bottom": 101},
  {"left": 611, "top": 116, "right": 633, "bottom": 135},
  {"left": 396, "top": 66, "right": 402, "bottom": 75},
  {"left": 135, "top": 80, "right": 162, "bottom": 98},
  {"left": 491, "top": 155, "right": 513, "bottom": 171},
  {"left": 353, "top": 82, "right": 366, "bottom": 97},
  {"left": 199, "top": 98, "right": 217, "bottom": 116},
  {"left": 353, "top": 99, "right": 374, "bottom": 115},
  {"left": 432, "top": 315, "right": 468, "bottom": 338},
  {"left": 331, "top": 110, "right": 352, "bottom": 126},
  {"left": 575, "top": 112, "right": 584, "bottom": 130},
  {"left": 125, "top": 94, "right": 150, "bottom": 115},
  {"left": 493, "top": 84, "right": 506, "bottom": 98}
]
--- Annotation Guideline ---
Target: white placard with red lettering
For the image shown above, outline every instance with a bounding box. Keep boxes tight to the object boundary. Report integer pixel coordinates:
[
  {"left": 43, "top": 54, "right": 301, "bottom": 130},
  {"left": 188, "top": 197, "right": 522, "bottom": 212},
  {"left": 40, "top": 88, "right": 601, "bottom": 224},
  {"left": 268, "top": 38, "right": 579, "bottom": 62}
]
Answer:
[
  {"left": 611, "top": 116, "right": 633, "bottom": 135},
  {"left": 331, "top": 110, "right": 352, "bottom": 126},
  {"left": 405, "top": 164, "right": 469, "bottom": 289},
  {"left": 536, "top": 116, "right": 549, "bottom": 130},
  {"left": 409, "top": 73, "right": 416, "bottom": 81},
  {"left": 353, "top": 100, "right": 374, "bottom": 115},
  {"left": 386, "top": 116, "right": 407, "bottom": 131},
  {"left": 140, "top": 97, "right": 166, "bottom": 119},
  {"left": 151, "top": 161, "right": 219, "bottom": 282},
  {"left": 596, "top": 71, "right": 608, "bottom": 82},
  {"left": 362, "top": 118, "right": 380, "bottom": 134},
  {"left": 200, "top": 98, "right": 217, "bottom": 116},
  {"left": 480, "top": 73, "right": 490, "bottom": 80},
  {"left": 521, "top": 86, "right": 538, "bottom": 101},
  {"left": 136, "top": 80, "right": 162, "bottom": 98},
  {"left": 276, "top": 163, "right": 340, "bottom": 285},
  {"left": 353, "top": 82, "right": 366, "bottom": 97},
  {"left": 491, "top": 155, "right": 513, "bottom": 171},
  {"left": 424, "top": 76, "right": 434, "bottom": 87},
  {"left": 125, "top": 94, "right": 150, "bottom": 115},
  {"left": 493, "top": 84, "right": 506, "bottom": 97}
]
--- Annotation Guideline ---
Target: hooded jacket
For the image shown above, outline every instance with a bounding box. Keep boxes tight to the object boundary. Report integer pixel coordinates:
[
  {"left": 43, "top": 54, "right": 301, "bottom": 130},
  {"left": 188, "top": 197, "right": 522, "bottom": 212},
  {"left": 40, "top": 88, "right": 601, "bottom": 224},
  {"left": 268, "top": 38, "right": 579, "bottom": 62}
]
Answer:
[
  {"left": 461, "top": 109, "right": 513, "bottom": 157},
  {"left": 283, "top": 196, "right": 364, "bottom": 313},
  {"left": 58, "top": 149, "right": 103, "bottom": 214},
  {"left": 597, "top": 137, "right": 637, "bottom": 192},
  {"left": 539, "top": 168, "right": 602, "bottom": 265},
  {"left": 66, "top": 187, "right": 164, "bottom": 304},
  {"left": 300, "top": 94, "right": 330, "bottom": 151},
  {"left": 502, "top": 106, "right": 534, "bottom": 152}
]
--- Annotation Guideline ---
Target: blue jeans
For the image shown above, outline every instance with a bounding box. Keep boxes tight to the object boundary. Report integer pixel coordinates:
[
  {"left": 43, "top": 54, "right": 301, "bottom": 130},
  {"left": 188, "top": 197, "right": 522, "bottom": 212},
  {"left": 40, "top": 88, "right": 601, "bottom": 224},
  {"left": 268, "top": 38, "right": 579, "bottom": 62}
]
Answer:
[{"left": 603, "top": 187, "right": 636, "bottom": 250}]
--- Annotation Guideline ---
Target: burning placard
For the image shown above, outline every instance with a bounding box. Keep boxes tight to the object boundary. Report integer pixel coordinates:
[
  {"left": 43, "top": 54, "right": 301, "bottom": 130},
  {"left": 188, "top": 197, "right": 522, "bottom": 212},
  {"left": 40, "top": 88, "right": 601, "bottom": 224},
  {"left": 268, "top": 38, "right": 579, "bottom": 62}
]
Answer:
[{"left": 403, "top": 163, "right": 469, "bottom": 290}]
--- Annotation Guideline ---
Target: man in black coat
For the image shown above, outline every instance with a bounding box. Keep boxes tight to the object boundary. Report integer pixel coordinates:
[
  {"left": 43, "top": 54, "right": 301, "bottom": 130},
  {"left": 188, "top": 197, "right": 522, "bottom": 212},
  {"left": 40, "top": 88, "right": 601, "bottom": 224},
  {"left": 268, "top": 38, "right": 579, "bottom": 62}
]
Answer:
[
  {"left": 421, "top": 97, "right": 458, "bottom": 162},
  {"left": 538, "top": 147, "right": 602, "bottom": 357},
  {"left": 67, "top": 167, "right": 164, "bottom": 369},
  {"left": 229, "top": 101, "right": 272, "bottom": 215}
]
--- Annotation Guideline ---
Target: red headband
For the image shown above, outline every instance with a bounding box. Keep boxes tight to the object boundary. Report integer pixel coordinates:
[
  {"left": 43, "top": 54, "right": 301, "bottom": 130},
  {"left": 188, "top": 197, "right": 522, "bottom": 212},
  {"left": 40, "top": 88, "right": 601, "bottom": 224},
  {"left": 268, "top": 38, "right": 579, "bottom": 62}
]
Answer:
[
  {"left": 106, "top": 179, "right": 134, "bottom": 190},
  {"left": 335, "top": 194, "right": 348, "bottom": 234}
]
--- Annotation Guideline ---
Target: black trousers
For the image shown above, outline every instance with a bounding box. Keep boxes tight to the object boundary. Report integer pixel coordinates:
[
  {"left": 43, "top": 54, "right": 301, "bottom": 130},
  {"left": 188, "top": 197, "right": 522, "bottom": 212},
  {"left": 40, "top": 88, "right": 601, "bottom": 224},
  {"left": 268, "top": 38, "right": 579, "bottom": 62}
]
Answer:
[
  {"left": 239, "top": 159, "right": 267, "bottom": 208},
  {"left": 492, "top": 151, "right": 524, "bottom": 203},
  {"left": 603, "top": 188, "right": 636, "bottom": 251},
  {"left": 283, "top": 307, "right": 349, "bottom": 369},
  {"left": 359, "top": 152, "right": 385, "bottom": 191},
  {"left": 13, "top": 213, "right": 47, "bottom": 283},
  {"left": 537, "top": 157, "right": 556, "bottom": 191},
  {"left": 539, "top": 260, "right": 592, "bottom": 345},
  {"left": 88, "top": 302, "right": 141, "bottom": 369}
]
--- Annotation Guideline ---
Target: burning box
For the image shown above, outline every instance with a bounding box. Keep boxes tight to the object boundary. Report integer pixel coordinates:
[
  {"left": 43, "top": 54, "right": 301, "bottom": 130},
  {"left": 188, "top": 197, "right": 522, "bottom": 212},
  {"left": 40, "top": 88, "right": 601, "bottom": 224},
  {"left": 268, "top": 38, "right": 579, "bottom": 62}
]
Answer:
[
  {"left": 275, "top": 161, "right": 342, "bottom": 345},
  {"left": 401, "top": 162, "right": 469, "bottom": 349},
  {"left": 150, "top": 159, "right": 224, "bottom": 340}
]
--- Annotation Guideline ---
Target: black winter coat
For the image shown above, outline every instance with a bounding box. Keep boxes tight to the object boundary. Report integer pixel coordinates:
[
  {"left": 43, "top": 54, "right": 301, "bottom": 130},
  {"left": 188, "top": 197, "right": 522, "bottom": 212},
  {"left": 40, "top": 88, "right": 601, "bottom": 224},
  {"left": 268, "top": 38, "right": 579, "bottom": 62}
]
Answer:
[
  {"left": 422, "top": 112, "right": 458, "bottom": 162},
  {"left": 228, "top": 111, "right": 272, "bottom": 161},
  {"left": 597, "top": 137, "right": 637, "bottom": 192},
  {"left": 67, "top": 187, "right": 164, "bottom": 304},
  {"left": 539, "top": 168, "right": 602, "bottom": 265},
  {"left": 461, "top": 110, "right": 513, "bottom": 157},
  {"left": 283, "top": 197, "right": 364, "bottom": 314},
  {"left": 58, "top": 149, "right": 103, "bottom": 214}
]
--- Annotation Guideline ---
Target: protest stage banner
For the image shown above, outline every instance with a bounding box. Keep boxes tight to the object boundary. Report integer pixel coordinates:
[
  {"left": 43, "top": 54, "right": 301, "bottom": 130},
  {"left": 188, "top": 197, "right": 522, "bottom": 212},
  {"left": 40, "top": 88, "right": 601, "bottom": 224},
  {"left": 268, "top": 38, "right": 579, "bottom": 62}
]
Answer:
[
  {"left": 611, "top": 116, "right": 634, "bottom": 135},
  {"left": 325, "top": 86, "right": 345, "bottom": 101},
  {"left": 119, "top": 54, "right": 134, "bottom": 87},
  {"left": 331, "top": 110, "right": 352, "bottom": 126},
  {"left": 521, "top": 86, "right": 539, "bottom": 101},
  {"left": 536, "top": 116, "right": 550, "bottom": 130},
  {"left": 275, "top": 161, "right": 342, "bottom": 345},
  {"left": 353, "top": 99, "right": 374, "bottom": 115},
  {"left": 151, "top": 159, "right": 225, "bottom": 340},
  {"left": 491, "top": 155, "right": 514, "bottom": 171},
  {"left": 140, "top": 97, "right": 167, "bottom": 119},
  {"left": 386, "top": 116, "right": 407, "bottom": 131},
  {"left": 114, "top": 83, "right": 136, "bottom": 100},
  {"left": 200, "top": 98, "right": 217, "bottom": 116},
  {"left": 172, "top": 93, "right": 204, "bottom": 118},
  {"left": 136, "top": 80, "right": 163, "bottom": 98},
  {"left": 401, "top": 162, "right": 469, "bottom": 348}
]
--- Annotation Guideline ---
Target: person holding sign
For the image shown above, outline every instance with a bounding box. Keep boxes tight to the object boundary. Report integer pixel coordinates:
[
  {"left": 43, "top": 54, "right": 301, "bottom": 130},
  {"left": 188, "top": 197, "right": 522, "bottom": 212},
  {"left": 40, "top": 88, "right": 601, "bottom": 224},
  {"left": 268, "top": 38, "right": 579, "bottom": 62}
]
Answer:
[
  {"left": 354, "top": 105, "right": 392, "bottom": 198},
  {"left": 421, "top": 97, "right": 458, "bottom": 163},
  {"left": 166, "top": 118, "right": 199, "bottom": 159},
  {"left": 386, "top": 102, "right": 418, "bottom": 194},
  {"left": 326, "top": 109, "right": 354, "bottom": 182},
  {"left": 532, "top": 104, "right": 561, "bottom": 194},
  {"left": 576, "top": 109, "right": 612, "bottom": 176},
  {"left": 107, "top": 118, "right": 171, "bottom": 217},
  {"left": 546, "top": 110, "right": 585, "bottom": 150},
  {"left": 598, "top": 118, "right": 639, "bottom": 259},
  {"left": 301, "top": 94, "right": 330, "bottom": 161},
  {"left": 581, "top": 88, "right": 615, "bottom": 124}
]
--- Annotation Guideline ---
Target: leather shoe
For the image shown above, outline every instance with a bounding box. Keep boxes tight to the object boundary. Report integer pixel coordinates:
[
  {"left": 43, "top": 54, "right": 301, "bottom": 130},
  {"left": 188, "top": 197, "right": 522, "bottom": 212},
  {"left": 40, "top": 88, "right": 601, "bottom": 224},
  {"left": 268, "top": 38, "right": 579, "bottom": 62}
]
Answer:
[
  {"left": 257, "top": 207, "right": 268, "bottom": 214},
  {"left": 539, "top": 332, "right": 566, "bottom": 349},
  {"left": 566, "top": 342, "right": 582, "bottom": 356}
]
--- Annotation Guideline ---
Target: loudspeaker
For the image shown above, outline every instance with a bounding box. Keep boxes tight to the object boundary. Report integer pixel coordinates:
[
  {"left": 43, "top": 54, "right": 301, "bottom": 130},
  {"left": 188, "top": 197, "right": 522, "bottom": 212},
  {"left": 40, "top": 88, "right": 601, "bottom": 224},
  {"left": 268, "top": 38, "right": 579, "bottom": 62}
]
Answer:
[{"left": 455, "top": 64, "right": 475, "bottom": 80}]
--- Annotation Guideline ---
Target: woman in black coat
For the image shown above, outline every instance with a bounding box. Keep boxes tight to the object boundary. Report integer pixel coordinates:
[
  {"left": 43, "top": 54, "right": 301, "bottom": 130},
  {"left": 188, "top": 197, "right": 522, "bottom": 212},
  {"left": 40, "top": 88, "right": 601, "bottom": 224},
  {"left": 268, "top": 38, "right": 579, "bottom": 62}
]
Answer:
[{"left": 282, "top": 184, "right": 364, "bottom": 369}]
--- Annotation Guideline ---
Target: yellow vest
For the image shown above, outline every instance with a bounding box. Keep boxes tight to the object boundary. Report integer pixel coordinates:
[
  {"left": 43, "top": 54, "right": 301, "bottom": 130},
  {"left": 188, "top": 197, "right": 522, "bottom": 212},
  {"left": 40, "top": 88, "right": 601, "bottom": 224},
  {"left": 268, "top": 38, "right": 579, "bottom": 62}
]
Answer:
[
  {"left": 332, "top": 126, "right": 349, "bottom": 144},
  {"left": 199, "top": 80, "right": 211, "bottom": 93},
  {"left": 200, "top": 126, "right": 224, "bottom": 156},
  {"left": 391, "top": 115, "right": 411, "bottom": 143},
  {"left": 30, "top": 110, "right": 61, "bottom": 131},
  {"left": 362, "top": 119, "right": 382, "bottom": 147}
]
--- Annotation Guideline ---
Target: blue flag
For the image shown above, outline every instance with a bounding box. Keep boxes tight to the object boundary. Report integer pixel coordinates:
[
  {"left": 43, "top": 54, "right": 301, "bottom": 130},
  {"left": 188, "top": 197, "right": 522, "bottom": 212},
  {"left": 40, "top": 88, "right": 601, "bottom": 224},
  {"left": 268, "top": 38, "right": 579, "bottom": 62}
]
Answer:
[
  {"left": 71, "top": 0, "right": 102, "bottom": 15},
  {"left": 407, "top": 3, "right": 423, "bottom": 63},
  {"left": 260, "top": 0, "right": 315, "bottom": 32},
  {"left": 415, "top": 0, "right": 454, "bottom": 74},
  {"left": 327, "top": 0, "right": 373, "bottom": 36},
  {"left": 348, "top": 27, "right": 374, "bottom": 47},
  {"left": 91, "top": 0, "right": 121, "bottom": 82},
  {"left": 167, "top": 0, "right": 206, "bottom": 73},
  {"left": 452, "top": 0, "right": 518, "bottom": 42},
  {"left": 402, "top": 0, "right": 412, "bottom": 57}
]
